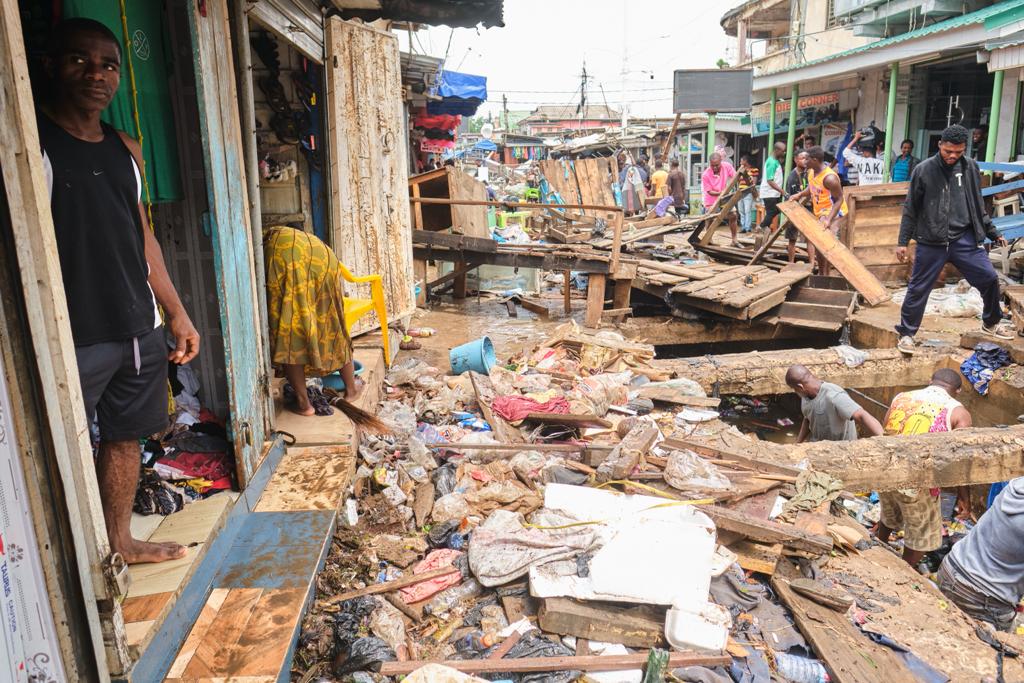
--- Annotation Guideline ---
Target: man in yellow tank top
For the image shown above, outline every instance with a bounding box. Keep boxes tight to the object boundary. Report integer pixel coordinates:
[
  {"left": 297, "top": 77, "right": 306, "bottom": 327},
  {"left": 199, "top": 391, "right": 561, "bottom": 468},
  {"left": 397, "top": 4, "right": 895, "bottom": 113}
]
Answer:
[
  {"left": 876, "top": 369, "right": 972, "bottom": 568},
  {"left": 791, "top": 146, "right": 847, "bottom": 276}
]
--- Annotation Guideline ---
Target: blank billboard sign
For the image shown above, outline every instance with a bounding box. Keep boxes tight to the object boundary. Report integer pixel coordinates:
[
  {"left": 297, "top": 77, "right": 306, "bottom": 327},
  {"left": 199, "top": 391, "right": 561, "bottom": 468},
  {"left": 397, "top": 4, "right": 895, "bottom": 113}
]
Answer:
[{"left": 673, "top": 69, "right": 753, "bottom": 113}]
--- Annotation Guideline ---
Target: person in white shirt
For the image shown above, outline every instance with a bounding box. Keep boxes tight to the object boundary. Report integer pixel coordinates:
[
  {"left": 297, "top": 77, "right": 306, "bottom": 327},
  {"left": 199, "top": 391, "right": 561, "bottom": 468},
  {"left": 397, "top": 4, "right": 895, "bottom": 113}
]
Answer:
[{"left": 842, "top": 130, "right": 886, "bottom": 185}]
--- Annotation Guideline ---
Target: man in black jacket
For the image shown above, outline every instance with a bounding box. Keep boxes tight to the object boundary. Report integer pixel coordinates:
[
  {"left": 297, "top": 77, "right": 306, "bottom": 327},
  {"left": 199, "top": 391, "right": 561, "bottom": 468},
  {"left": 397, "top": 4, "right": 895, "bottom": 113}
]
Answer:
[{"left": 895, "top": 125, "right": 1014, "bottom": 354}]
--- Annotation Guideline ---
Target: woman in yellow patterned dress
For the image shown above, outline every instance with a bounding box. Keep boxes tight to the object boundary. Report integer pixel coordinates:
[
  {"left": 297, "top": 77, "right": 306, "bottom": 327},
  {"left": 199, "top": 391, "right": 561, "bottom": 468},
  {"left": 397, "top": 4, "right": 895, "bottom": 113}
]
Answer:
[{"left": 264, "top": 226, "right": 359, "bottom": 416}]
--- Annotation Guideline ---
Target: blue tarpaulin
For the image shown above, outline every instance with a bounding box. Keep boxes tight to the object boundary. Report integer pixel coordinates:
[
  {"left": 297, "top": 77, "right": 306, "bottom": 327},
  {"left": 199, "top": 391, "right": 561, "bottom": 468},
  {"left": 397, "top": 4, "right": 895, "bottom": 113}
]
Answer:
[
  {"left": 437, "top": 70, "right": 487, "bottom": 100},
  {"left": 473, "top": 139, "right": 497, "bottom": 151},
  {"left": 428, "top": 70, "right": 487, "bottom": 116}
]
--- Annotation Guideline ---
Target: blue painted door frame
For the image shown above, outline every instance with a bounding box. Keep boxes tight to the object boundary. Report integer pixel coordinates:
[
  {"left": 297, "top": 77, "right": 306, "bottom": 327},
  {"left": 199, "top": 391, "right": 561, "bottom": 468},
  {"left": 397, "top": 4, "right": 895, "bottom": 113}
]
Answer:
[{"left": 187, "top": 0, "right": 267, "bottom": 486}]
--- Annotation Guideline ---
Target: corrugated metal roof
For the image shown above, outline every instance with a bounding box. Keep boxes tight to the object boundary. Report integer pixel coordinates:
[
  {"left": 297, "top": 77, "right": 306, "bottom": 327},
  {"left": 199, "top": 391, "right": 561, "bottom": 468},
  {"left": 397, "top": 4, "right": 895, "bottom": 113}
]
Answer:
[{"left": 759, "top": 0, "right": 1024, "bottom": 77}]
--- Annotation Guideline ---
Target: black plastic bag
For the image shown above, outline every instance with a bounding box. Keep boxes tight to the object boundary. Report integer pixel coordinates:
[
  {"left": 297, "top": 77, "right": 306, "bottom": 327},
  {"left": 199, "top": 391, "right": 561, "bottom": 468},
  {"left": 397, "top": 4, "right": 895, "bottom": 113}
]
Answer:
[
  {"left": 333, "top": 636, "right": 395, "bottom": 676},
  {"left": 481, "top": 632, "right": 579, "bottom": 682}
]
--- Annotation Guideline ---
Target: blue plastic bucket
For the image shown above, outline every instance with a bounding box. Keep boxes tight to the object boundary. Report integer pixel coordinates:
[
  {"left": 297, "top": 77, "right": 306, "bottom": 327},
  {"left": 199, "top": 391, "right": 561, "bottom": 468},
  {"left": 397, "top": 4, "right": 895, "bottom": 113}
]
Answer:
[
  {"left": 321, "top": 360, "right": 364, "bottom": 391},
  {"left": 449, "top": 336, "right": 496, "bottom": 375}
]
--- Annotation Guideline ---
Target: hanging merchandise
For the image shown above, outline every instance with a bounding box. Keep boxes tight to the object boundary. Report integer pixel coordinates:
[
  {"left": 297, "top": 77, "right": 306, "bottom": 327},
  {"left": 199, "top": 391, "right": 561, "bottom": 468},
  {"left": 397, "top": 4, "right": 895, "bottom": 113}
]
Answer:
[{"left": 64, "top": 0, "right": 183, "bottom": 201}]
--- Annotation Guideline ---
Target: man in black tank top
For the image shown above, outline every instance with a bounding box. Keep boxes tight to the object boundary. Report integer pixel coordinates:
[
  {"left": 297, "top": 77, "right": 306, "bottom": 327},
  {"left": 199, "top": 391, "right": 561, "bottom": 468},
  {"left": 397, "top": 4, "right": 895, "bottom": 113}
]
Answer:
[{"left": 41, "top": 19, "right": 200, "bottom": 564}]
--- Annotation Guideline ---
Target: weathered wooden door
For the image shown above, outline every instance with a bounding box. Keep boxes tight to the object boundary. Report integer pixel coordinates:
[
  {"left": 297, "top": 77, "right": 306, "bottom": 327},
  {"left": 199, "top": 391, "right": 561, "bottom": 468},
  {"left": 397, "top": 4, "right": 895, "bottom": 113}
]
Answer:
[
  {"left": 325, "top": 17, "right": 415, "bottom": 335},
  {"left": 188, "top": 0, "right": 268, "bottom": 484}
]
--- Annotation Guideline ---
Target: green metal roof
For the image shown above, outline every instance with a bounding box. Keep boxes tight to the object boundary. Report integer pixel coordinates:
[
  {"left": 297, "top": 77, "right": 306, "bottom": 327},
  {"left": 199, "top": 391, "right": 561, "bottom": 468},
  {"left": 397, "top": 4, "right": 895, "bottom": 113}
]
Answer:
[{"left": 759, "top": 0, "right": 1024, "bottom": 78}]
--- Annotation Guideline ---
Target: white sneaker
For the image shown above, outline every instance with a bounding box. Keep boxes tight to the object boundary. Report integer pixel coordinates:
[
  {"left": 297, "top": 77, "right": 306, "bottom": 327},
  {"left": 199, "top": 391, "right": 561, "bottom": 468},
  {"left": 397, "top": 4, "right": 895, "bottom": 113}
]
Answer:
[
  {"left": 897, "top": 335, "right": 916, "bottom": 354},
  {"left": 982, "top": 321, "right": 1015, "bottom": 341}
]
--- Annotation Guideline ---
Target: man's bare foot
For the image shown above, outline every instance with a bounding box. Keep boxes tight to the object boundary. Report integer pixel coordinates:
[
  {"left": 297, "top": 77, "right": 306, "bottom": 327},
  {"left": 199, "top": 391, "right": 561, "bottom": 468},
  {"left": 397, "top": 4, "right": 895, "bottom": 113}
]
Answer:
[
  {"left": 344, "top": 378, "right": 364, "bottom": 401},
  {"left": 288, "top": 403, "right": 316, "bottom": 416},
  {"left": 117, "top": 539, "right": 187, "bottom": 564}
]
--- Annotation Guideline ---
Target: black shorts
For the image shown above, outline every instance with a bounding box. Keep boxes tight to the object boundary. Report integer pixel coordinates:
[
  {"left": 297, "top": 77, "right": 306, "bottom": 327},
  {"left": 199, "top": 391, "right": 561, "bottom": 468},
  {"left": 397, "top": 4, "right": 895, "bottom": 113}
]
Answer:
[
  {"left": 785, "top": 223, "right": 800, "bottom": 241},
  {"left": 76, "top": 326, "right": 169, "bottom": 442},
  {"left": 760, "top": 197, "right": 782, "bottom": 228}
]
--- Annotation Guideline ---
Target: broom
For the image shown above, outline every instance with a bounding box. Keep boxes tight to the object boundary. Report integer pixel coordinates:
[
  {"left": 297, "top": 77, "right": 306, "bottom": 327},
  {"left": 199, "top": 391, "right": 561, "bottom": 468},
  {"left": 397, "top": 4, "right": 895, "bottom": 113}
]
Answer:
[{"left": 326, "top": 393, "right": 390, "bottom": 434}]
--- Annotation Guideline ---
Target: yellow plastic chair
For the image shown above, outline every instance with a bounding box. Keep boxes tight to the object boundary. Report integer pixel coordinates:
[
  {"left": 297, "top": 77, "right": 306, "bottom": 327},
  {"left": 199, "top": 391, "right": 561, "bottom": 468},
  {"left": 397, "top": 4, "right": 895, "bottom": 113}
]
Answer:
[{"left": 337, "top": 262, "right": 391, "bottom": 367}]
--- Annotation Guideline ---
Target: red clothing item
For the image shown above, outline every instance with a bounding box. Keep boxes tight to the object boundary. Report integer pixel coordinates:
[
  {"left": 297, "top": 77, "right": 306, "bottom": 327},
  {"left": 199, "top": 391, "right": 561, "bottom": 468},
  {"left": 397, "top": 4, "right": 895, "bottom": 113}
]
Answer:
[
  {"left": 399, "top": 549, "right": 463, "bottom": 603},
  {"left": 491, "top": 395, "right": 571, "bottom": 422}
]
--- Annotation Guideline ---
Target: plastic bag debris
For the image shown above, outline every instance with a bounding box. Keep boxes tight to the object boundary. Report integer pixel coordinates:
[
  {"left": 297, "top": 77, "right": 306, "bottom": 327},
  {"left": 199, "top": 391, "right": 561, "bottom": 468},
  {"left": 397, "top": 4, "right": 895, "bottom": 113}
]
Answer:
[
  {"left": 432, "top": 463, "right": 458, "bottom": 498},
  {"left": 332, "top": 636, "right": 395, "bottom": 676},
  {"left": 368, "top": 598, "right": 407, "bottom": 653},
  {"left": 663, "top": 449, "right": 731, "bottom": 491},
  {"left": 640, "top": 648, "right": 669, "bottom": 683},
  {"left": 433, "top": 492, "right": 472, "bottom": 523},
  {"left": 832, "top": 344, "right": 868, "bottom": 368},
  {"left": 378, "top": 400, "right": 418, "bottom": 436},
  {"left": 482, "top": 631, "right": 579, "bottom": 683},
  {"left": 424, "top": 578, "right": 482, "bottom": 616}
]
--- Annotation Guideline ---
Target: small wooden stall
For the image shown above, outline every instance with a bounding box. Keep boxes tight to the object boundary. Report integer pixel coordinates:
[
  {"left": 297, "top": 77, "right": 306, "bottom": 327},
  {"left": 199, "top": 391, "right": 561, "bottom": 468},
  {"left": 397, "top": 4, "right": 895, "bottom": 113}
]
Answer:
[
  {"left": 839, "top": 182, "right": 913, "bottom": 284},
  {"left": 408, "top": 166, "right": 490, "bottom": 238}
]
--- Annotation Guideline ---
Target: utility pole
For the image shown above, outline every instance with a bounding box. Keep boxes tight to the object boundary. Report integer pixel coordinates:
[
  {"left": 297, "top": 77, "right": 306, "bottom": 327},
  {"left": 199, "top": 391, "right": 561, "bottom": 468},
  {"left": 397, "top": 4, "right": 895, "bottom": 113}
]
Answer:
[
  {"left": 578, "top": 61, "right": 588, "bottom": 129},
  {"left": 620, "top": 0, "right": 628, "bottom": 136},
  {"left": 503, "top": 94, "right": 509, "bottom": 132}
]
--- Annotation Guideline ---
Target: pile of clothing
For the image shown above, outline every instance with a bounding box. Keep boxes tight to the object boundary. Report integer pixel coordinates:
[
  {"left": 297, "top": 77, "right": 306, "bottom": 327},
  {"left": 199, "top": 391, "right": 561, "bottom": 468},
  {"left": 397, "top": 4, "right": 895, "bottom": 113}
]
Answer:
[{"left": 960, "top": 341, "right": 1012, "bottom": 395}]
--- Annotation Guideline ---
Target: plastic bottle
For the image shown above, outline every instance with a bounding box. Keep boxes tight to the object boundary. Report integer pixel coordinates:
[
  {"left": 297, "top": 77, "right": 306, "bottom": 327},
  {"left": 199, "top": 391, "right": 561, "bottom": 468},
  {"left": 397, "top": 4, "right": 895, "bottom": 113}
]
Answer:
[
  {"left": 774, "top": 653, "right": 830, "bottom": 683},
  {"left": 407, "top": 327, "right": 436, "bottom": 337},
  {"left": 424, "top": 579, "right": 482, "bottom": 615},
  {"left": 455, "top": 630, "right": 495, "bottom": 653}
]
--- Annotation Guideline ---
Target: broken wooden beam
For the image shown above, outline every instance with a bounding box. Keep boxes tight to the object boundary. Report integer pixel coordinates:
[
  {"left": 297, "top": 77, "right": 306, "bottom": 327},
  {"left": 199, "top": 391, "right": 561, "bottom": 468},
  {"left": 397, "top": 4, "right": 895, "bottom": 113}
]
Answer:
[
  {"left": 765, "top": 425, "right": 1024, "bottom": 491},
  {"left": 652, "top": 345, "right": 953, "bottom": 395},
  {"left": 778, "top": 201, "right": 891, "bottom": 306},
  {"left": 703, "top": 505, "right": 833, "bottom": 554},
  {"left": 602, "top": 421, "right": 660, "bottom": 480},
  {"left": 377, "top": 652, "right": 731, "bottom": 676},
  {"left": 323, "top": 565, "right": 460, "bottom": 605},
  {"left": 772, "top": 560, "right": 915, "bottom": 682},
  {"left": 537, "top": 597, "right": 665, "bottom": 648}
]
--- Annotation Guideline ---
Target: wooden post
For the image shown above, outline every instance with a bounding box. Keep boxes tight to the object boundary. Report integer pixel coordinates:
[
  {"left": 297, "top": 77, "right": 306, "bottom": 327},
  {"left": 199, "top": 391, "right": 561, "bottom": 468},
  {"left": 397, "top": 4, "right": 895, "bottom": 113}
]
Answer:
[
  {"left": 661, "top": 112, "right": 681, "bottom": 160},
  {"left": 609, "top": 210, "right": 624, "bottom": 273},
  {"left": 410, "top": 181, "right": 424, "bottom": 230},
  {"left": 584, "top": 273, "right": 607, "bottom": 328},
  {"left": 563, "top": 270, "right": 572, "bottom": 315},
  {"left": 613, "top": 278, "right": 631, "bottom": 310},
  {"left": 453, "top": 260, "right": 468, "bottom": 299},
  {"left": 414, "top": 258, "right": 427, "bottom": 306}
]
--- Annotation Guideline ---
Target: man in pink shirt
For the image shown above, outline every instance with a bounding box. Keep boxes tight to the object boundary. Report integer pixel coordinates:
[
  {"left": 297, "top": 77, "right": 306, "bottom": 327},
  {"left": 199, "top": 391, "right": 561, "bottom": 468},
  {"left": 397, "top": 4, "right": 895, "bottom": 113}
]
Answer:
[{"left": 702, "top": 152, "right": 739, "bottom": 246}]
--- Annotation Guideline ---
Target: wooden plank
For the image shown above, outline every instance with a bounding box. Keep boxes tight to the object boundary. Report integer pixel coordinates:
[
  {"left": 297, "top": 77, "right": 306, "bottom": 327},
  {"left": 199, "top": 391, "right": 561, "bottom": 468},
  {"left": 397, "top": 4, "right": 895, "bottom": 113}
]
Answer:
[
  {"left": 563, "top": 270, "right": 572, "bottom": 314},
  {"left": 255, "top": 446, "right": 354, "bottom": 512},
  {"left": 322, "top": 565, "right": 461, "bottom": 605},
  {"left": 673, "top": 287, "right": 789, "bottom": 321},
  {"left": 701, "top": 505, "right": 833, "bottom": 554},
  {"left": 538, "top": 598, "right": 665, "bottom": 648},
  {"left": 413, "top": 229, "right": 498, "bottom": 252},
  {"left": 698, "top": 174, "right": 742, "bottom": 245},
  {"left": 728, "top": 540, "right": 782, "bottom": 575},
  {"left": 778, "top": 201, "right": 891, "bottom": 306},
  {"left": 584, "top": 273, "right": 607, "bottom": 328},
  {"left": 638, "top": 387, "right": 721, "bottom": 408},
  {"left": 772, "top": 562, "right": 915, "bottom": 683},
  {"left": 637, "top": 259, "right": 718, "bottom": 280},
  {"left": 378, "top": 652, "right": 732, "bottom": 676}
]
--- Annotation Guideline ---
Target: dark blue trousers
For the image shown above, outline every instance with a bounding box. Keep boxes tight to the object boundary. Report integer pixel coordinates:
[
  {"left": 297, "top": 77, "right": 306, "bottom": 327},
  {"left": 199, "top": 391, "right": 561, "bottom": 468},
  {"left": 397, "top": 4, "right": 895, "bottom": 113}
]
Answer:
[{"left": 896, "top": 231, "right": 1002, "bottom": 338}]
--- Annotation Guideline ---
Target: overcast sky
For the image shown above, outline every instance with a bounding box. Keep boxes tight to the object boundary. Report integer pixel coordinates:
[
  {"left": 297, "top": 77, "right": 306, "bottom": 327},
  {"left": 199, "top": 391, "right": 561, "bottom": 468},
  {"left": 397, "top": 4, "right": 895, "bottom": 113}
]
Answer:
[{"left": 397, "top": 0, "right": 745, "bottom": 120}]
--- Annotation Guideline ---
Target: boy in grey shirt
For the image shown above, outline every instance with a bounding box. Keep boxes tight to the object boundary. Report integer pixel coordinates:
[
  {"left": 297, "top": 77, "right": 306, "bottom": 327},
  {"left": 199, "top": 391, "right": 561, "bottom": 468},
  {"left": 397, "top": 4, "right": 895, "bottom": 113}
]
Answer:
[
  {"left": 785, "top": 365, "right": 883, "bottom": 442},
  {"left": 938, "top": 478, "right": 1024, "bottom": 631}
]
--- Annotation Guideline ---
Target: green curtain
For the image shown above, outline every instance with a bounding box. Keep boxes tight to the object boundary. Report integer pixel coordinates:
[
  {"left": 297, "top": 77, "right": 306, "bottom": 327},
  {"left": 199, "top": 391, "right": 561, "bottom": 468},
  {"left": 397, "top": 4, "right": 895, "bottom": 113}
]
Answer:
[{"left": 63, "top": 0, "right": 182, "bottom": 202}]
